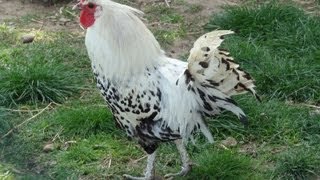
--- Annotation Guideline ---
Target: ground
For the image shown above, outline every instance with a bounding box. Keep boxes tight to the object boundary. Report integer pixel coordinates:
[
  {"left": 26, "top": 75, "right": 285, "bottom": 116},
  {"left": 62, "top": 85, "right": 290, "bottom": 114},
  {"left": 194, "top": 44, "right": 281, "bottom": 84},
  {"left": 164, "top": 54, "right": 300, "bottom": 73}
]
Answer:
[
  {"left": 0, "top": 0, "right": 240, "bottom": 58},
  {"left": 0, "top": 0, "right": 320, "bottom": 179}
]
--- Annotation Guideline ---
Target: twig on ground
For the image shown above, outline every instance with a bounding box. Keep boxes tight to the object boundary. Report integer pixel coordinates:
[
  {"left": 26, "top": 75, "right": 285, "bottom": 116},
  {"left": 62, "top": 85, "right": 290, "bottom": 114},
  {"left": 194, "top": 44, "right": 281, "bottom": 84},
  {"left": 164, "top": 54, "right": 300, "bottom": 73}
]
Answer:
[
  {"left": 108, "top": 158, "right": 112, "bottom": 168},
  {"left": 30, "top": 18, "right": 44, "bottom": 24},
  {"left": 155, "top": 0, "right": 171, "bottom": 7},
  {"left": 148, "top": 22, "right": 180, "bottom": 27},
  {"left": 0, "top": 108, "right": 42, "bottom": 112},
  {"left": 52, "top": 127, "right": 64, "bottom": 142},
  {"left": 64, "top": 9, "right": 77, "bottom": 18},
  {"left": 132, "top": 155, "right": 148, "bottom": 163},
  {"left": 0, "top": 103, "right": 52, "bottom": 141},
  {"left": 302, "top": 104, "right": 320, "bottom": 109},
  {"left": 164, "top": 0, "right": 171, "bottom": 7},
  {"left": 90, "top": 104, "right": 108, "bottom": 107},
  {"left": 51, "top": 101, "right": 62, "bottom": 107}
]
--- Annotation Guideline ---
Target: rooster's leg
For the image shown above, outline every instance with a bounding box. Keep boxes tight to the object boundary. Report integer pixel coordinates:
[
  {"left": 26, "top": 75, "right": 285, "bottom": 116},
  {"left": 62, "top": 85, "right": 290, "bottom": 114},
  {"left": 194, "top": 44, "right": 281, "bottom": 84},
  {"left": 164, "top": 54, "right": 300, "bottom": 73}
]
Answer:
[
  {"left": 123, "top": 151, "right": 156, "bottom": 180},
  {"left": 164, "top": 139, "right": 192, "bottom": 178}
]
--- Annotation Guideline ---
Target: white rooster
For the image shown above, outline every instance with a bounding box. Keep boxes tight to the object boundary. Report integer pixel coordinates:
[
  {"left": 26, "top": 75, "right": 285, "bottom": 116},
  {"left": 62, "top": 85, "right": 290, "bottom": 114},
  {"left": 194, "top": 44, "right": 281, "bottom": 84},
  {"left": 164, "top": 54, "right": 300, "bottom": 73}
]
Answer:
[{"left": 74, "top": 0, "right": 259, "bottom": 179}]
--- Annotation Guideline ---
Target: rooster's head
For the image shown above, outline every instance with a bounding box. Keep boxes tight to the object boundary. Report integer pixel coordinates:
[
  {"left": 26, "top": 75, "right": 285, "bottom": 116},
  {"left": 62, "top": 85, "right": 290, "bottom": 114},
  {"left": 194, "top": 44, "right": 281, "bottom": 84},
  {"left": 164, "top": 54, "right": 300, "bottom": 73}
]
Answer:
[{"left": 74, "top": 0, "right": 103, "bottom": 29}]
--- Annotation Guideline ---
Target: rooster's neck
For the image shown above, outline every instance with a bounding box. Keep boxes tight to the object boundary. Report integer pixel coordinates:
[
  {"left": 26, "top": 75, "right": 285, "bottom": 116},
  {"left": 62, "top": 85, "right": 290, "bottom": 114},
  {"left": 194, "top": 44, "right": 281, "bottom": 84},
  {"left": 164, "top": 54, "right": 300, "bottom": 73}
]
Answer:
[{"left": 85, "top": 6, "right": 165, "bottom": 81}]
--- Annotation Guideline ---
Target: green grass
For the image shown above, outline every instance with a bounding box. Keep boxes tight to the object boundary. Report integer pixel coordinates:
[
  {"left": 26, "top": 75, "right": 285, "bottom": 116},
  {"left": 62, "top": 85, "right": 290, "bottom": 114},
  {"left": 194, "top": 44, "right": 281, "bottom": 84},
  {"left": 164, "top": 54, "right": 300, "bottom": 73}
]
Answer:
[
  {"left": 0, "top": 109, "right": 11, "bottom": 135},
  {"left": 187, "top": 149, "right": 258, "bottom": 180},
  {"left": 0, "top": 57, "right": 80, "bottom": 106},
  {"left": 0, "top": 26, "right": 89, "bottom": 106},
  {"left": 205, "top": 3, "right": 320, "bottom": 103},
  {"left": 1, "top": 101, "right": 186, "bottom": 178},
  {"left": 145, "top": 4, "right": 187, "bottom": 47},
  {"left": 205, "top": 97, "right": 320, "bottom": 146},
  {"left": 272, "top": 146, "right": 320, "bottom": 179},
  {"left": 47, "top": 104, "right": 120, "bottom": 137},
  {"left": 203, "top": 3, "right": 320, "bottom": 179},
  {"left": 0, "top": 102, "right": 144, "bottom": 179},
  {"left": 1, "top": 1, "right": 320, "bottom": 180}
]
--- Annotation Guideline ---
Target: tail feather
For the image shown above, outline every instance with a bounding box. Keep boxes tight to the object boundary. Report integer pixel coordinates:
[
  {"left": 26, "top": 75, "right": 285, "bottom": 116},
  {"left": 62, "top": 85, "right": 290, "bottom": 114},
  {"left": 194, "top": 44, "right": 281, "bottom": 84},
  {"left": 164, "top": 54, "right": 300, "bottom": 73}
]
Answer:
[
  {"left": 188, "top": 30, "right": 260, "bottom": 100},
  {"left": 195, "top": 85, "right": 248, "bottom": 125},
  {"left": 186, "top": 30, "right": 260, "bottom": 123}
]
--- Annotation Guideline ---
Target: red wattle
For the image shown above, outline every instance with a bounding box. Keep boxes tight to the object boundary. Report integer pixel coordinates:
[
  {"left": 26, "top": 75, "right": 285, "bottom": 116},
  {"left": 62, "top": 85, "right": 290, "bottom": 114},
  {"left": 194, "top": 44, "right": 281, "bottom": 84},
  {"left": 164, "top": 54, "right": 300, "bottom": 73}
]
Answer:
[{"left": 80, "top": 10, "right": 95, "bottom": 29}]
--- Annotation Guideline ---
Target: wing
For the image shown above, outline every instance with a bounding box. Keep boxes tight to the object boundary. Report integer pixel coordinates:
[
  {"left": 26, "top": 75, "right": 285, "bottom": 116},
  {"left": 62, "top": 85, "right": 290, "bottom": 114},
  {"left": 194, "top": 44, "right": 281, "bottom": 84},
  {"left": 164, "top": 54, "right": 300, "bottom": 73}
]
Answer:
[{"left": 178, "top": 30, "right": 260, "bottom": 125}]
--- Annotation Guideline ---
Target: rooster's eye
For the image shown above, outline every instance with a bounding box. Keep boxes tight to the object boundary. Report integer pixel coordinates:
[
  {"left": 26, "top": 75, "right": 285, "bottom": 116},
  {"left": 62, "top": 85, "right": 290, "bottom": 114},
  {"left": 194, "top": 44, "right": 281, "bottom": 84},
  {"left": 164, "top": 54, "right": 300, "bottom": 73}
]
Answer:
[{"left": 88, "top": 2, "right": 95, "bottom": 9}]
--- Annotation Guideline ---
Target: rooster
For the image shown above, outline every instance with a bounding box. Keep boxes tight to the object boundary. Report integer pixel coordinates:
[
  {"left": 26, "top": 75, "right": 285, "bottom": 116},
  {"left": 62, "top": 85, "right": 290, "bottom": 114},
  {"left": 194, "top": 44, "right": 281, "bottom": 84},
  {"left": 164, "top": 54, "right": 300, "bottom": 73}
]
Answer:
[{"left": 73, "top": 0, "right": 259, "bottom": 179}]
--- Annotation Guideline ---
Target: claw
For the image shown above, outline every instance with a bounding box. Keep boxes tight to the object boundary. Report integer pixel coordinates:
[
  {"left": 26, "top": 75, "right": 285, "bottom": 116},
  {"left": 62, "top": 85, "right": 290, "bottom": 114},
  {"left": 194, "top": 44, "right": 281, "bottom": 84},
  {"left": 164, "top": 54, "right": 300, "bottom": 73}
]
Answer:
[
  {"left": 123, "top": 174, "right": 150, "bottom": 180},
  {"left": 164, "top": 164, "right": 192, "bottom": 179}
]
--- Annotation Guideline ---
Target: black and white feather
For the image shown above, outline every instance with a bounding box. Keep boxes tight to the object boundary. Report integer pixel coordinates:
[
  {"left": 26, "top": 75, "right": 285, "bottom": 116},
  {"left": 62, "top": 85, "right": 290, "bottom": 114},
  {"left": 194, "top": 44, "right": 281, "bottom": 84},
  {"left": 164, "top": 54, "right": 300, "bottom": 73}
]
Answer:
[
  {"left": 84, "top": 0, "right": 259, "bottom": 154},
  {"left": 82, "top": 1, "right": 259, "bottom": 177}
]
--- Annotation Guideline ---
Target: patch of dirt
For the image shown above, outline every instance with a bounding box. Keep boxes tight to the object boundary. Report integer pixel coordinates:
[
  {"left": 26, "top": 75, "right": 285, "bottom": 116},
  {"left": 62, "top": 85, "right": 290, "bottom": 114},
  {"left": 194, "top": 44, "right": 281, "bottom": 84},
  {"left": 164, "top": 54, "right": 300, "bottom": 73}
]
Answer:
[
  {"left": 0, "top": 0, "right": 53, "bottom": 21},
  {"left": 238, "top": 142, "right": 258, "bottom": 157},
  {"left": 292, "top": 0, "right": 320, "bottom": 15},
  {"left": 185, "top": 0, "right": 240, "bottom": 17},
  {"left": 165, "top": 0, "right": 242, "bottom": 59},
  {"left": 0, "top": 0, "right": 241, "bottom": 57},
  {"left": 136, "top": 0, "right": 242, "bottom": 59},
  {"left": 0, "top": 0, "right": 81, "bottom": 32}
]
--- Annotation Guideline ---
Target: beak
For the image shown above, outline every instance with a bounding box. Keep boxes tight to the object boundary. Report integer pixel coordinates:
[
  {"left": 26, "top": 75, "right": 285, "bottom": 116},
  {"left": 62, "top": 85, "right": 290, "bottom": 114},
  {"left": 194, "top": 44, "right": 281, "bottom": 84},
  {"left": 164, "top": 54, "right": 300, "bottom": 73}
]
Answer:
[{"left": 72, "top": 1, "right": 82, "bottom": 10}]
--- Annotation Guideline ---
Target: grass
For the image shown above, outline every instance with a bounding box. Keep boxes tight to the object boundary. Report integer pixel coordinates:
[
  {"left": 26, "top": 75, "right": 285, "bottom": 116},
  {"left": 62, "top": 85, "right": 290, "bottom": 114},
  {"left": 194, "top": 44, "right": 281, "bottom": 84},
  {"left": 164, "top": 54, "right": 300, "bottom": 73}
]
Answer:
[
  {"left": 203, "top": 3, "right": 320, "bottom": 179},
  {"left": 186, "top": 4, "right": 204, "bottom": 14},
  {"left": 0, "top": 57, "right": 80, "bottom": 106},
  {"left": 186, "top": 148, "right": 258, "bottom": 180},
  {"left": 205, "top": 3, "right": 320, "bottom": 103},
  {"left": 0, "top": 26, "right": 88, "bottom": 106},
  {"left": 272, "top": 146, "right": 320, "bottom": 179},
  {"left": 0, "top": 1, "right": 320, "bottom": 180},
  {"left": 1, "top": 102, "right": 144, "bottom": 179},
  {"left": 144, "top": 4, "right": 187, "bottom": 47}
]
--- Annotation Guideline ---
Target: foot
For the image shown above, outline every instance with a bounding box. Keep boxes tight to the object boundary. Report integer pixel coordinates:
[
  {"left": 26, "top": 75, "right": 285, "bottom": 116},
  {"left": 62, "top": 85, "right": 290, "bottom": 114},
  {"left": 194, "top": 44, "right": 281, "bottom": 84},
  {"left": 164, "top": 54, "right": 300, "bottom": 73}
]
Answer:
[
  {"left": 124, "top": 152, "right": 156, "bottom": 180},
  {"left": 164, "top": 164, "right": 192, "bottom": 179},
  {"left": 123, "top": 174, "right": 154, "bottom": 180}
]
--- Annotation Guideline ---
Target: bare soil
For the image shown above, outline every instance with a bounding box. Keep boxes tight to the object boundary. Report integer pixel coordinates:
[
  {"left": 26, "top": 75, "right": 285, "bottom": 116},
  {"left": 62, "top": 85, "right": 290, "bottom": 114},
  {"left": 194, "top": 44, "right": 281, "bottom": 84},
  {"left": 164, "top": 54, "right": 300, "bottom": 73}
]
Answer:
[
  {"left": 0, "top": 0, "right": 80, "bottom": 32},
  {"left": 1, "top": 0, "right": 316, "bottom": 57},
  {"left": 0, "top": 0, "right": 54, "bottom": 21},
  {"left": 0, "top": 0, "right": 241, "bottom": 59},
  {"left": 185, "top": 0, "right": 240, "bottom": 16},
  {"left": 169, "top": 0, "right": 241, "bottom": 58}
]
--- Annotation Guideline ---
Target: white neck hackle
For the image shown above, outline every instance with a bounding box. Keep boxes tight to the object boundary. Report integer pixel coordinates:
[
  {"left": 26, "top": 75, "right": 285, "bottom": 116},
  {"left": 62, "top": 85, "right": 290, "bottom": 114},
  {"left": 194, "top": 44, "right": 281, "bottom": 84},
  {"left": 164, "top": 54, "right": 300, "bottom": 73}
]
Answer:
[{"left": 85, "top": 0, "right": 165, "bottom": 81}]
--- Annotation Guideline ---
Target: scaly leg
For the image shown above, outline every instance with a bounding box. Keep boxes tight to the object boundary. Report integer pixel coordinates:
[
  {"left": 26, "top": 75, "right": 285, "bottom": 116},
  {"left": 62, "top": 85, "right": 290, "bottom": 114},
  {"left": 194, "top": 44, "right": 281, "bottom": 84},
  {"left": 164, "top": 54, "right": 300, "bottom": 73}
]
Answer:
[
  {"left": 123, "top": 151, "right": 156, "bottom": 180},
  {"left": 164, "top": 139, "right": 192, "bottom": 178}
]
